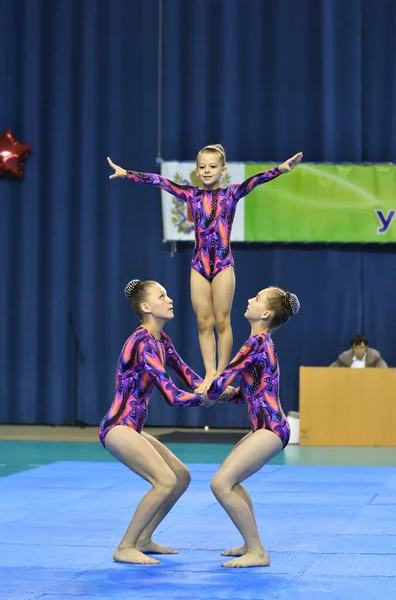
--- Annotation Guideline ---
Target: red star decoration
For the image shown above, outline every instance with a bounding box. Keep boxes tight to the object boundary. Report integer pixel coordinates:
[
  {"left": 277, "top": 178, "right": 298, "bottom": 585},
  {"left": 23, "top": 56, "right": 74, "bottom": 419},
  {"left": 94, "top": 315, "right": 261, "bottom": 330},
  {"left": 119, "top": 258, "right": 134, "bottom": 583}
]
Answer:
[{"left": 0, "top": 129, "right": 31, "bottom": 178}]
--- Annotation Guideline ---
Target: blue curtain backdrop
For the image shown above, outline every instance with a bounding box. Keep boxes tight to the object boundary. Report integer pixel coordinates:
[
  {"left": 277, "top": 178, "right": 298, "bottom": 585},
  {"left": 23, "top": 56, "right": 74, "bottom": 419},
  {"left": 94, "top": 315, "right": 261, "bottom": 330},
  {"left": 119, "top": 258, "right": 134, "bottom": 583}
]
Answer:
[{"left": 1, "top": 0, "right": 396, "bottom": 426}]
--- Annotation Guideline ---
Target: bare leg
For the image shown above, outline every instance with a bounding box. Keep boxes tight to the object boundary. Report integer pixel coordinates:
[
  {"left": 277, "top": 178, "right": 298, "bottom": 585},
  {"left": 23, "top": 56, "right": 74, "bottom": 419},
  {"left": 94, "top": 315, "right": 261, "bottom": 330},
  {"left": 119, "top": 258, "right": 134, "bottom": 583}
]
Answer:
[
  {"left": 210, "top": 428, "right": 283, "bottom": 567},
  {"left": 190, "top": 268, "right": 216, "bottom": 381},
  {"left": 221, "top": 484, "right": 257, "bottom": 556},
  {"left": 212, "top": 267, "right": 235, "bottom": 374},
  {"left": 104, "top": 425, "right": 178, "bottom": 564},
  {"left": 213, "top": 431, "right": 259, "bottom": 556},
  {"left": 136, "top": 431, "right": 191, "bottom": 553}
]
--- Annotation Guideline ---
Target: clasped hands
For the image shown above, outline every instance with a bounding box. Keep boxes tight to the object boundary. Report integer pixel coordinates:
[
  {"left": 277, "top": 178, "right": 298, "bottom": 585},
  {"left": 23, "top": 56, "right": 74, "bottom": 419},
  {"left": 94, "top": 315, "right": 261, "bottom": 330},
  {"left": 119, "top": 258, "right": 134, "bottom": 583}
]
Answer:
[{"left": 195, "top": 383, "right": 237, "bottom": 407}]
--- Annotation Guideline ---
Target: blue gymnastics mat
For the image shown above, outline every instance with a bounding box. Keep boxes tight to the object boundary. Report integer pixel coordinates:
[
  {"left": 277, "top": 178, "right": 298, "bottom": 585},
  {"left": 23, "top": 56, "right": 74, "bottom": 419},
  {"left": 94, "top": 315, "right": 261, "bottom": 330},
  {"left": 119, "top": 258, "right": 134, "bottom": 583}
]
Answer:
[{"left": 0, "top": 462, "right": 395, "bottom": 600}]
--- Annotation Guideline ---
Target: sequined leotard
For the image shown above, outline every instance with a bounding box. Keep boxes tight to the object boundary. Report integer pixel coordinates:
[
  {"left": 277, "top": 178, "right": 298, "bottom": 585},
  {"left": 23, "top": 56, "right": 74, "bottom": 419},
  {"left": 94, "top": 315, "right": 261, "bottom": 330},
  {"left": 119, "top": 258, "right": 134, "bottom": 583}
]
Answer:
[
  {"left": 207, "top": 333, "right": 290, "bottom": 448},
  {"left": 99, "top": 327, "right": 203, "bottom": 446},
  {"left": 125, "top": 168, "right": 281, "bottom": 282}
]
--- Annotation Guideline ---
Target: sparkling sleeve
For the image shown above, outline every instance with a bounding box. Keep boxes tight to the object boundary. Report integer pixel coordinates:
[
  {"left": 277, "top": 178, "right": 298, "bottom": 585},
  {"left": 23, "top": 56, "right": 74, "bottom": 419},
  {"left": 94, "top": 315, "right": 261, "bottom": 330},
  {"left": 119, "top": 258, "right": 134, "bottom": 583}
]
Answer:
[
  {"left": 163, "top": 335, "right": 204, "bottom": 390},
  {"left": 207, "top": 340, "right": 257, "bottom": 399},
  {"left": 230, "top": 167, "right": 281, "bottom": 201},
  {"left": 125, "top": 171, "right": 194, "bottom": 202},
  {"left": 140, "top": 341, "right": 202, "bottom": 407}
]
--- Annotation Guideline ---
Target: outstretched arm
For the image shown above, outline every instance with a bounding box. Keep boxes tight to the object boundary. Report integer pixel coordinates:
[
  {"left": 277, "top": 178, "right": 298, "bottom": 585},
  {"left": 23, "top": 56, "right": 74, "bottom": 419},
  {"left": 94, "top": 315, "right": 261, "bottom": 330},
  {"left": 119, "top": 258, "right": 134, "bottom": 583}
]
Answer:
[
  {"left": 207, "top": 340, "right": 258, "bottom": 400},
  {"left": 107, "top": 156, "right": 194, "bottom": 201},
  {"left": 164, "top": 336, "right": 204, "bottom": 390},
  {"left": 232, "top": 152, "right": 303, "bottom": 201},
  {"left": 140, "top": 342, "right": 202, "bottom": 407}
]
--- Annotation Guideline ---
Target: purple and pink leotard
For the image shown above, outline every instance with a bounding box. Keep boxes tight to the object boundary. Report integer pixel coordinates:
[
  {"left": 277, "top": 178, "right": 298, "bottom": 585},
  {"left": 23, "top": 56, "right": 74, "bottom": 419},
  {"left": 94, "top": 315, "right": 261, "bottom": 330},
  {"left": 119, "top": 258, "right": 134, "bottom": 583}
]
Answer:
[
  {"left": 125, "top": 168, "right": 281, "bottom": 282},
  {"left": 207, "top": 333, "right": 290, "bottom": 448},
  {"left": 99, "top": 327, "right": 203, "bottom": 446}
]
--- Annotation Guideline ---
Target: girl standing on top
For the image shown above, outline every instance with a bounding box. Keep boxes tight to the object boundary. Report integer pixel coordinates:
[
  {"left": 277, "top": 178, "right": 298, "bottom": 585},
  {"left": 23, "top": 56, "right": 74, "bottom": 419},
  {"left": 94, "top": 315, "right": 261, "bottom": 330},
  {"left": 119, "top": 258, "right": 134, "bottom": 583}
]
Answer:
[{"left": 107, "top": 147, "right": 302, "bottom": 388}]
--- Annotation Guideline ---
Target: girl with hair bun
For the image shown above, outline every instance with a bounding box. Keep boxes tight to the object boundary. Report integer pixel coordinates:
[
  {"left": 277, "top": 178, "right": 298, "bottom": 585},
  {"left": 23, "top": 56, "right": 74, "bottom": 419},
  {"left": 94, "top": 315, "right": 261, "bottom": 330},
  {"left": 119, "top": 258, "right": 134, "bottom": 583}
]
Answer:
[
  {"left": 107, "top": 147, "right": 303, "bottom": 391},
  {"left": 200, "top": 286, "right": 300, "bottom": 568},
  {"left": 99, "top": 279, "right": 232, "bottom": 565}
]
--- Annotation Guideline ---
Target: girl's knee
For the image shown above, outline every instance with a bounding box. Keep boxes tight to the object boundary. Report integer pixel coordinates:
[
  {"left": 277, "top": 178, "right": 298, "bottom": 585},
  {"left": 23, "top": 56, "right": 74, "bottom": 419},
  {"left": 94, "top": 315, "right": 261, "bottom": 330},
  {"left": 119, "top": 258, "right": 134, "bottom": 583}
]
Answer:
[
  {"left": 214, "top": 314, "right": 231, "bottom": 333},
  {"left": 176, "top": 466, "right": 191, "bottom": 491},
  {"left": 210, "top": 474, "right": 232, "bottom": 498},
  {"left": 197, "top": 314, "right": 215, "bottom": 333},
  {"left": 155, "top": 471, "right": 178, "bottom": 495}
]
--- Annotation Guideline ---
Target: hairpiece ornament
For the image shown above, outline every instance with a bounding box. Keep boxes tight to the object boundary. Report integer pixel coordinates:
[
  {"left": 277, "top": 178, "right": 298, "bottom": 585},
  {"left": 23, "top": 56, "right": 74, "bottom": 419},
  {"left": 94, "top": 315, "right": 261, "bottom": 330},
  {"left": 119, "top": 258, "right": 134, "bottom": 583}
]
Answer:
[
  {"left": 284, "top": 292, "right": 300, "bottom": 316},
  {"left": 124, "top": 279, "right": 141, "bottom": 298}
]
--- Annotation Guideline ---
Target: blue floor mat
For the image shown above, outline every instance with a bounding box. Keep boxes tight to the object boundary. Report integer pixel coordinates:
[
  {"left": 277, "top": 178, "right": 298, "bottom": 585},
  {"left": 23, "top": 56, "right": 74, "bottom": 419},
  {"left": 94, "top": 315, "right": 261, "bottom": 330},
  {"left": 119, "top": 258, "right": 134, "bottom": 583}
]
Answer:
[{"left": 0, "top": 462, "right": 395, "bottom": 600}]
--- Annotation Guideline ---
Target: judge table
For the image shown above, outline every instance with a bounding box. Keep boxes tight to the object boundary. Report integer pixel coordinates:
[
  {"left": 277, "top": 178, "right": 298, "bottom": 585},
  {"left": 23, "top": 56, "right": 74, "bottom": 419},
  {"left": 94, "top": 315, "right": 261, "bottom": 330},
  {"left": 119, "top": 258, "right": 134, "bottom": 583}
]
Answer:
[{"left": 299, "top": 367, "right": 396, "bottom": 446}]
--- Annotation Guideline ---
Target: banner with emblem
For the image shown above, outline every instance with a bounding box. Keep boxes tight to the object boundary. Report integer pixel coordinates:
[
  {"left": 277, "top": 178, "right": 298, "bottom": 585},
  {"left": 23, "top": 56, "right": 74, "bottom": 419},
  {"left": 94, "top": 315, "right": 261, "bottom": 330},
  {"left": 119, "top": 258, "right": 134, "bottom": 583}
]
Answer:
[{"left": 161, "top": 162, "right": 396, "bottom": 243}]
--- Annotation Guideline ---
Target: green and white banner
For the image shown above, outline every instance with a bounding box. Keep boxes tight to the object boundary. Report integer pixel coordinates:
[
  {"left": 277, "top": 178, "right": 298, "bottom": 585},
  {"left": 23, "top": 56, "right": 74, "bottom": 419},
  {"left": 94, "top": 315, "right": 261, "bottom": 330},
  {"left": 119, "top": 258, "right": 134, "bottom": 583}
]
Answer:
[{"left": 161, "top": 162, "right": 396, "bottom": 243}]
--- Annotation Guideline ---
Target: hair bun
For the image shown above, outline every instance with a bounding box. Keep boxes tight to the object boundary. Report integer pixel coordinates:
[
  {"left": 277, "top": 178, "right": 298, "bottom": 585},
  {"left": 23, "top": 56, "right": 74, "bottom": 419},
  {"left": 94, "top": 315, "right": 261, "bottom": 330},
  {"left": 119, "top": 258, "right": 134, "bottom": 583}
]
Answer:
[
  {"left": 285, "top": 292, "right": 300, "bottom": 316},
  {"left": 124, "top": 279, "right": 141, "bottom": 299}
]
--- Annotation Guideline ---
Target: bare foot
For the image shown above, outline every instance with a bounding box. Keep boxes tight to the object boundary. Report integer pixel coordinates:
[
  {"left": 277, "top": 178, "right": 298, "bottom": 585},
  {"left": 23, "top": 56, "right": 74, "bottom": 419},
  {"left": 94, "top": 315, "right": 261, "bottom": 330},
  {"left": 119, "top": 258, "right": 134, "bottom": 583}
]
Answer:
[
  {"left": 195, "top": 375, "right": 214, "bottom": 396},
  {"left": 221, "top": 544, "right": 247, "bottom": 556},
  {"left": 113, "top": 547, "right": 160, "bottom": 565},
  {"left": 222, "top": 550, "right": 270, "bottom": 568},
  {"left": 204, "top": 373, "right": 215, "bottom": 386},
  {"left": 136, "top": 540, "right": 178, "bottom": 554}
]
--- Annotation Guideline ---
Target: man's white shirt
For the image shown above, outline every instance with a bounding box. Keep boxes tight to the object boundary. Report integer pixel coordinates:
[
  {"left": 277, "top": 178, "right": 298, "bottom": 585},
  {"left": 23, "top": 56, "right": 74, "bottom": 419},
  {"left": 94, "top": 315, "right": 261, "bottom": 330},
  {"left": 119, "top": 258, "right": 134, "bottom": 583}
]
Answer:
[{"left": 351, "top": 353, "right": 366, "bottom": 368}]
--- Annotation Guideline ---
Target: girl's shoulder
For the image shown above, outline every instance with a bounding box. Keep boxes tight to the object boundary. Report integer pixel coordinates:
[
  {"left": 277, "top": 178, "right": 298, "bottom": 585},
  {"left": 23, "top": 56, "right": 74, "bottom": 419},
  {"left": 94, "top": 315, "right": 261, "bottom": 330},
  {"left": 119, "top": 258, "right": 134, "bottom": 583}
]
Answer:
[
  {"left": 128, "top": 326, "right": 153, "bottom": 347},
  {"left": 120, "top": 328, "right": 151, "bottom": 362},
  {"left": 133, "top": 327, "right": 170, "bottom": 350},
  {"left": 244, "top": 333, "right": 273, "bottom": 351},
  {"left": 132, "top": 325, "right": 149, "bottom": 337}
]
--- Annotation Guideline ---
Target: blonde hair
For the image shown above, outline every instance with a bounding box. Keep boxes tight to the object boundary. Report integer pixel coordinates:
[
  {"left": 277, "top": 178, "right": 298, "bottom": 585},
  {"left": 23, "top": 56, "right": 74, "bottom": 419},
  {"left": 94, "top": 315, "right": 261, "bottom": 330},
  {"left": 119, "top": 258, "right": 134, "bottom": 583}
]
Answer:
[
  {"left": 265, "top": 286, "right": 300, "bottom": 330},
  {"left": 196, "top": 144, "right": 226, "bottom": 167}
]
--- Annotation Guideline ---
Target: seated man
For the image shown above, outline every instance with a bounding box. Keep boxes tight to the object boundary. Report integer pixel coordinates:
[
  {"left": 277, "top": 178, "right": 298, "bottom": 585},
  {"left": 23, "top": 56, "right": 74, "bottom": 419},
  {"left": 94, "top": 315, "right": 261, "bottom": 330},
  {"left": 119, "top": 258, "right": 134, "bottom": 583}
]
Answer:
[{"left": 330, "top": 335, "right": 387, "bottom": 368}]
